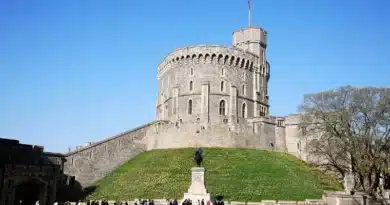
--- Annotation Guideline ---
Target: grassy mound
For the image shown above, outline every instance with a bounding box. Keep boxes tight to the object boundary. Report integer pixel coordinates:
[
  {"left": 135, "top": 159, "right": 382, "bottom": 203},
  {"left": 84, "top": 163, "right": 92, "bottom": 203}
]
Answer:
[{"left": 88, "top": 148, "right": 341, "bottom": 201}]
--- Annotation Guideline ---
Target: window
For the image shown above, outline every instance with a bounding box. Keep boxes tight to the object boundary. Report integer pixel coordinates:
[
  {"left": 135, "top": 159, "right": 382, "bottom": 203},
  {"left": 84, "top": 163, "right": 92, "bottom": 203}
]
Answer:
[
  {"left": 188, "top": 100, "right": 192, "bottom": 115},
  {"left": 242, "top": 85, "right": 246, "bottom": 96},
  {"left": 219, "top": 100, "right": 226, "bottom": 115},
  {"left": 277, "top": 120, "right": 284, "bottom": 127},
  {"left": 221, "top": 67, "right": 224, "bottom": 76},
  {"left": 189, "top": 81, "right": 193, "bottom": 91},
  {"left": 173, "top": 98, "right": 176, "bottom": 115},
  {"left": 190, "top": 67, "right": 194, "bottom": 76},
  {"left": 242, "top": 103, "right": 247, "bottom": 118},
  {"left": 242, "top": 72, "right": 246, "bottom": 81},
  {"left": 220, "top": 81, "right": 224, "bottom": 92},
  {"left": 302, "top": 126, "right": 307, "bottom": 136},
  {"left": 260, "top": 107, "right": 265, "bottom": 116},
  {"left": 297, "top": 142, "right": 300, "bottom": 150},
  {"left": 262, "top": 50, "right": 265, "bottom": 64}
]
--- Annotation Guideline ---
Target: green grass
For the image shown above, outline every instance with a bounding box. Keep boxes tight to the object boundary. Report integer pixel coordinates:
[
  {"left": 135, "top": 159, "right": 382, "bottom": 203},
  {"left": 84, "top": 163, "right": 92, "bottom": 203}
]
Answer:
[{"left": 87, "top": 148, "right": 341, "bottom": 201}]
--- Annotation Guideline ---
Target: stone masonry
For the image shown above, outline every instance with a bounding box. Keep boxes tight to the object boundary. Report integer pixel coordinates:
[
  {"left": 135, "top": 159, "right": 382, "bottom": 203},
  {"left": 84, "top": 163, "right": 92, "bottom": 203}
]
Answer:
[{"left": 63, "top": 26, "right": 311, "bottom": 188}]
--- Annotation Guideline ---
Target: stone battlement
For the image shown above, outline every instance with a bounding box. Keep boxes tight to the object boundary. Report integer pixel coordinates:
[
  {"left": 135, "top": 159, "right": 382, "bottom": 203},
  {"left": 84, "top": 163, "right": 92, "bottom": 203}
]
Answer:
[
  {"left": 157, "top": 44, "right": 263, "bottom": 75},
  {"left": 63, "top": 120, "right": 168, "bottom": 187},
  {"left": 65, "top": 120, "right": 167, "bottom": 156}
]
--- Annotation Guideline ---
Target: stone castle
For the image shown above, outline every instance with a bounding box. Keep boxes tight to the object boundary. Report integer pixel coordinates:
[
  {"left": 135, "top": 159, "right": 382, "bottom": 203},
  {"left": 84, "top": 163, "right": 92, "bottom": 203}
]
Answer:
[{"left": 64, "top": 25, "right": 309, "bottom": 188}]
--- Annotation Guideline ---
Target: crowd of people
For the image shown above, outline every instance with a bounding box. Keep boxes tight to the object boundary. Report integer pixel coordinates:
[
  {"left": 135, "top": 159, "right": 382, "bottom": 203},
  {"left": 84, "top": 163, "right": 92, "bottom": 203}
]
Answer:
[{"left": 47, "top": 197, "right": 225, "bottom": 205}]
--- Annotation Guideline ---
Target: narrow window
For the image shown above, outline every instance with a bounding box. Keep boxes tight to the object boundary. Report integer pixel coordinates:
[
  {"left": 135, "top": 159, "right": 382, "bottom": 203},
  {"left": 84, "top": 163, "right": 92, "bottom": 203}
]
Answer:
[
  {"left": 302, "top": 126, "right": 307, "bottom": 136},
  {"left": 189, "top": 81, "right": 193, "bottom": 91},
  {"left": 242, "top": 72, "right": 246, "bottom": 81},
  {"left": 242, "top": 103, "right": 246, "bottom": 118},
  {"left": 188, "top": 100, "right": 192, "bottom": 115},
  {"left": 219, "top": 100, "right": 226, "bottom": 115},
  {"left": 221, "top": 68, "right": 224, "bottom": 76},
  {"left": 297, "top": 143, "right": 300, "bottom": 150},
  {"left": 277, "top": 120, "right": 284, "bottom": 127},
  {"left": 173, "top": 98, "right": 177, "bottom": 115},
  {"left": 242, "top": 85, "right": 246, "bottom": 96},
  {"left": 190, "top": 67, "right": 194, "bottom": 76},
  {"left": 262, "top": 50, "right": 265, "bottom": 64},
  {"left": 220, "top": 81, "right": 224, "bottom": 92}
]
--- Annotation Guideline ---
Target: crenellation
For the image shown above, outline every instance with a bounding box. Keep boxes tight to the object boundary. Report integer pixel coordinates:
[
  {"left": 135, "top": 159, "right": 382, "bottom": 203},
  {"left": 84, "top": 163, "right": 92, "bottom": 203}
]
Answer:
[{"left": 157, "top": 45, "right": 261, "bottom": 77}]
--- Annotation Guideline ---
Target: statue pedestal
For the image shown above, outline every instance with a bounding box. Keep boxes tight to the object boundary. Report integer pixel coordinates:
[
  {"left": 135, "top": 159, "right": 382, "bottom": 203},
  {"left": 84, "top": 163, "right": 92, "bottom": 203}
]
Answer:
[{"left": 183, "top": 167, "right": 211, "bottom": 202}]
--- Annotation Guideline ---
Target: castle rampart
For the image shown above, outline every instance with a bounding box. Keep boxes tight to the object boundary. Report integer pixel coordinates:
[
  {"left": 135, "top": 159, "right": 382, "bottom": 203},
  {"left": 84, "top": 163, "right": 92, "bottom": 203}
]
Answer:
[{"left": 63, "top": 120, "right": 168, "bottom": 187}]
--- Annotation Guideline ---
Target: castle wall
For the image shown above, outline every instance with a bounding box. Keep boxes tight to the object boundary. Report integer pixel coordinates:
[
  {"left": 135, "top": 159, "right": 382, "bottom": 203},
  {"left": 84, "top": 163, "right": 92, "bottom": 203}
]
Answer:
[
  {"left": 147, "top": 115, "right": 286, "bottom": 152},
  {"left": 146, "top": 120, "right": 277, "bottom": 150},
  {"left": 285, "top": 114, "right": 303, "bottom": 158},
  {"left": 64, "top": 120, "right": 167, "bottom": 187}
]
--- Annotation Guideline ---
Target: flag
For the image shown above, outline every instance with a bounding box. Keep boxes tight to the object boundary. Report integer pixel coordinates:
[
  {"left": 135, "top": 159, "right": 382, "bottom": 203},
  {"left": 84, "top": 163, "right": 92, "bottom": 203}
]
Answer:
[{"left": 248, "top": 0, "right": 252, "bottom": 9}]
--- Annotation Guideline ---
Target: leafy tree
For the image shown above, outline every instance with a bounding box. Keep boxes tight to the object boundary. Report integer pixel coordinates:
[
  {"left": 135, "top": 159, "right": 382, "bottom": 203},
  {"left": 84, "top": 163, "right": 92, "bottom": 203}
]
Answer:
[{"left": 299, "top": 86, "right": 390, "bottom": 202}]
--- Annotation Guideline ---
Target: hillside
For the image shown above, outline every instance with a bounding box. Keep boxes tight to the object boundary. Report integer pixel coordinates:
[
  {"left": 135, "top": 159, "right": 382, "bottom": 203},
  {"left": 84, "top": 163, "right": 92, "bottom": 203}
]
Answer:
[{"left": 87, "top": 148, "right": 341, "bottom": 201}]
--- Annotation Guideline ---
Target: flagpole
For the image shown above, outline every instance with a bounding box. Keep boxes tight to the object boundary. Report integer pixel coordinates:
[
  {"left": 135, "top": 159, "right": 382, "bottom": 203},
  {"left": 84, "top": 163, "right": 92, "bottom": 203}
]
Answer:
[
  {"left": 248, "top": 0, "right": 252, "bottom": 27},
  {"left": 248, "top": 7, "right": 251, "bottom": 27}
]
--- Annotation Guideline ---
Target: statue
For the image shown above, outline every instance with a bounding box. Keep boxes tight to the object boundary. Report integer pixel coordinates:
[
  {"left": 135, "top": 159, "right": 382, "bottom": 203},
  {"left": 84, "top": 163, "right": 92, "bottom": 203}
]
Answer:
[{"left": 194, "top": 148, "right": 203, "bottom": 167}]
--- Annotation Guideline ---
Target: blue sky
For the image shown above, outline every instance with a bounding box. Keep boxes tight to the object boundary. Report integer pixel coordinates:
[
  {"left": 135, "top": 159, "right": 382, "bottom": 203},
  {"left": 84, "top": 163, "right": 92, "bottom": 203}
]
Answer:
[{"left": 1, "top": 0, "right": 389, "bottom": 152}]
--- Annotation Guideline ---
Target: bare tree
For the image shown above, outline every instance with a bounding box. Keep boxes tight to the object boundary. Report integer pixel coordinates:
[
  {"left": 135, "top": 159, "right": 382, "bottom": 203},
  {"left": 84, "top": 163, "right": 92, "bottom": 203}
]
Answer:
[{"left": 299, "top": 86, "right": 390, "bottom": 202}]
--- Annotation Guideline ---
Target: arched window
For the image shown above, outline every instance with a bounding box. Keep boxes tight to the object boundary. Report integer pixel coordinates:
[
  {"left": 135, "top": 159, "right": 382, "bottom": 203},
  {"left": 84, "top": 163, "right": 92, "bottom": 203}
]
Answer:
[
  {"left": 242, "top": 103, "right": 247, "bottom": 118},
  {"left": 188, "top": 100, "right": 192, "bottom": 115},
  {"left": 220, "top": 81, "right": 224, "bottom": 92},
  {"left": 189, "top": 81, "right": 193, "bottom": 91},
  {"left": 219, "top": 100, "right": 226, "bottom": 115},
  {"left": 242, "top": 84, "right": 246, "bottom": 96}
]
